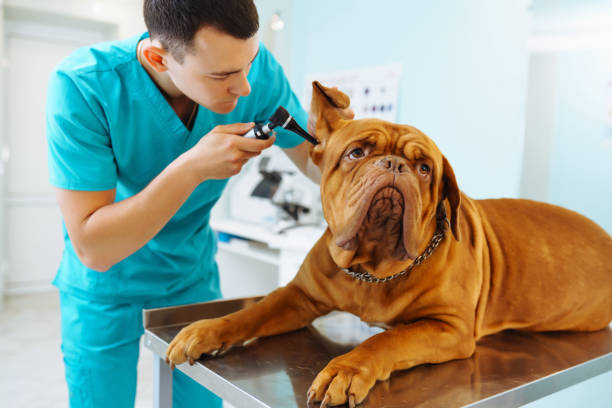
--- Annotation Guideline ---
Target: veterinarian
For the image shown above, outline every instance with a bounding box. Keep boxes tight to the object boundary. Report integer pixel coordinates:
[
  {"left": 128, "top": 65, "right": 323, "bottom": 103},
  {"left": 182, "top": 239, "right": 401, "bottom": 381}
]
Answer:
[{"left": 45, "top": 0, "right": 317, "bottom": 407}]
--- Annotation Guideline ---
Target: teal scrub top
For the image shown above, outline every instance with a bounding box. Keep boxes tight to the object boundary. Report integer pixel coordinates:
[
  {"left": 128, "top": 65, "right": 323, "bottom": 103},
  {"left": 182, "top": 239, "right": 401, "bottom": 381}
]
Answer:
[{"left": 46, "top": 32, "right": 307, "bottom": 303}]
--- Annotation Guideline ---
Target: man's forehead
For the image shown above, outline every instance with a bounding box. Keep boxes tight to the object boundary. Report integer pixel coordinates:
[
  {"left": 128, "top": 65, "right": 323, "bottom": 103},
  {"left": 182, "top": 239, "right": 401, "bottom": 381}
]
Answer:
[{"left": 189, "top": 26, "right": 259, "bottom": 72}]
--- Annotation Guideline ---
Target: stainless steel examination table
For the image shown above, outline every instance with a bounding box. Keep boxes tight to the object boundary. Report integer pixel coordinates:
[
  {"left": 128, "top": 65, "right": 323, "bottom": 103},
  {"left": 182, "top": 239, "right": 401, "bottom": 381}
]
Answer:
[{"left": 143, "top": 297, "right": 612, "bottom": 407}]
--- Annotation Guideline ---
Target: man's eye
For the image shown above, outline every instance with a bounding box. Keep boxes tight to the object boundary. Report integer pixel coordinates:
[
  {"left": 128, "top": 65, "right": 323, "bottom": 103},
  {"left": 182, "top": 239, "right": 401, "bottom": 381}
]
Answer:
[{"left": 348, "top": 148, "right": 365, "bottom": 159}]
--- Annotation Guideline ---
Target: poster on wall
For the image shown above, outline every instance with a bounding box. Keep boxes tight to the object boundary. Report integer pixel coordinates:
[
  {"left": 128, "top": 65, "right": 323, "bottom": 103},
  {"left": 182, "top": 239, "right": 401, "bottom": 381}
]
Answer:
[{"left": 303, "top": 63, "right": 402, "bottom": 122}]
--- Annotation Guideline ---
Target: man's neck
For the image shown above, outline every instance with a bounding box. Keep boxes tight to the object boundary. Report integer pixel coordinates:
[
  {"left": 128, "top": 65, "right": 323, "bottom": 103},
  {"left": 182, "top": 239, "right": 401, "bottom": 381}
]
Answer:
[{"left": 137, "top": 38, "right": 196, "bottom": 127}]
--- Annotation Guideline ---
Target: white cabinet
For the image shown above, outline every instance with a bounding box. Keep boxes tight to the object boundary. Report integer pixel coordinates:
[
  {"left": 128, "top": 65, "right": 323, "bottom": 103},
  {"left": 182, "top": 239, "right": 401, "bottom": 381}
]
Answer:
[{"left": 211, "top": 218, "right": 325, "bottom": 298}]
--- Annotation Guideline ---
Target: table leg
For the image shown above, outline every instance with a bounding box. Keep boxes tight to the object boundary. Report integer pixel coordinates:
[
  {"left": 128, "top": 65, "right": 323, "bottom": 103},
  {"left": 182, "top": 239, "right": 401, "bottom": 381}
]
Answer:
[{"left": 153, "top": 355, "right": 172, "bottom": 408}]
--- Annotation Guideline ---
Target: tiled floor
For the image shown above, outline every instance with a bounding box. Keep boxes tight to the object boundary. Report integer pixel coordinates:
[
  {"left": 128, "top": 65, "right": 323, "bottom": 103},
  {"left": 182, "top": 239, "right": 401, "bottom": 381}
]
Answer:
[{"left": 0, "top": 291, "right": 153, "bottom": 408}]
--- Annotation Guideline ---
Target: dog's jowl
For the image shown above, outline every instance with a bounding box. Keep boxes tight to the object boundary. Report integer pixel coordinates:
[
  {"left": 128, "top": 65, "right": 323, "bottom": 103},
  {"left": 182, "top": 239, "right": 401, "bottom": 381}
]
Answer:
[{"left": 166, "top": 81, "right": 612, "bottom": 407}]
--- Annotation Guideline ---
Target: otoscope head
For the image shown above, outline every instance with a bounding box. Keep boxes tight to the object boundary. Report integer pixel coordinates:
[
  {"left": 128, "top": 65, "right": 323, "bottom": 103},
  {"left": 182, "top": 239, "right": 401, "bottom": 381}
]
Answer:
[
  {"left": 284, "top": 117, "right": 319, "bottom": 145},
  {"left": 268, "top": 106, "right": 319, "bottom": 145},
  {"left": 268, "top": 106, "right": 291, "bottom": 129}
]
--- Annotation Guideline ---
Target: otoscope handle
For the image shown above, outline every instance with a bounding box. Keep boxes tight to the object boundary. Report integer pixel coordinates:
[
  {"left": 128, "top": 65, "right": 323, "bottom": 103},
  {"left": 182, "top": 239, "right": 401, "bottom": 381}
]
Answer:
[{"left": 242, "top": 123, "right": 273, "bottom": 139}]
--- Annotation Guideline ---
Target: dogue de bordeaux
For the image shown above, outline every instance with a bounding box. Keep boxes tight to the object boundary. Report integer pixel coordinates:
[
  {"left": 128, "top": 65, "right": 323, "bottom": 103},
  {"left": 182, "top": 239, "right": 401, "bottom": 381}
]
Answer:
[{"left": 166, "top": 81, "right": 612, "bottom": 407}]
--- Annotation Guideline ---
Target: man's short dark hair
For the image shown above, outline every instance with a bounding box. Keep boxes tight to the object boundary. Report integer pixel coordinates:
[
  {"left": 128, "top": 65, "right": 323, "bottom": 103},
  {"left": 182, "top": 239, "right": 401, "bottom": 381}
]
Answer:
[{"left": 143, "top": 0, "right": 259, "bottom": 62}]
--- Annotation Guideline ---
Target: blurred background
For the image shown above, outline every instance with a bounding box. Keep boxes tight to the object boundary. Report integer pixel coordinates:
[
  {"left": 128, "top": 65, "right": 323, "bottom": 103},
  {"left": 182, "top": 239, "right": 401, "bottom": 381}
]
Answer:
[{"left": 0, "top": 0, "right": 611, "bottom": 407}]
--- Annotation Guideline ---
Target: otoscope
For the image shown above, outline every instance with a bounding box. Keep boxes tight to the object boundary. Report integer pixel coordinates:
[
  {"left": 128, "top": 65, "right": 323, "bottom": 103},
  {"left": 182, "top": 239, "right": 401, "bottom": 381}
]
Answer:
[{"left": 242, "top": 106, "right": 319, "bottom": 145}]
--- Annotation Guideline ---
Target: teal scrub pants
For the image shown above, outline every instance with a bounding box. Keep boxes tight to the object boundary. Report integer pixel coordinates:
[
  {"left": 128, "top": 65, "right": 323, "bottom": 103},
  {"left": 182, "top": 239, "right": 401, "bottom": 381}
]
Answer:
[{"left": 59, "top": 280, "right": 222, "bottom": 408}]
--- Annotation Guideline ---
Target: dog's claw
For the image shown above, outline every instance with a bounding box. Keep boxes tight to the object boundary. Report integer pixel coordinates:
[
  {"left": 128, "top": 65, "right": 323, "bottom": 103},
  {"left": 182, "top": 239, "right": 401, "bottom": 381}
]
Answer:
[
  {"left": 188, "top": 357, "right": 195, "bottom": 365},
  {"left": 349, "top": 394, "right": 356, "bottom": 408},
  {"left": 218, "top": 344, "right": 233, "bottom": 356},
  {"left": 169, "top": 362, "right": 175, "bottom": 371},
  {"left": 242, "top": 337, "right": 258, "bottom": 347},
  {"left": 320, "top": 394, "right": 329, "bottom": 408},
  {"left": 210, "top": 349, "right": 219, "bottom": 357},
  {"left": 306, "top": 390, "right": 315, "bottom": 405}
]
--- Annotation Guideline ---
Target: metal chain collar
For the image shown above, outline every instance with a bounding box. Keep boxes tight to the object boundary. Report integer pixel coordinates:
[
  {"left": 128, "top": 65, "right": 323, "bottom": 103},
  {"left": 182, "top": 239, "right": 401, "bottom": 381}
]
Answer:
[{"left": 341, "top": 203, "right": 449, "bottom": 284}]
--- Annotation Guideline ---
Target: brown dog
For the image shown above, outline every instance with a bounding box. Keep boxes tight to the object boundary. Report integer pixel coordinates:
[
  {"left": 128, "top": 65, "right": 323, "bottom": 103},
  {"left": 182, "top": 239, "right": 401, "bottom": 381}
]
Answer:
[{"left": 166, "top": 82, "right": 612, "bottom": 407}]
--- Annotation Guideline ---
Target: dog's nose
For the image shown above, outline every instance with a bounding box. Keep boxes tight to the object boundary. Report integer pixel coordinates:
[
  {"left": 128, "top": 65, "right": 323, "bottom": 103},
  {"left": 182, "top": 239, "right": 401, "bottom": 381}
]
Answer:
[{"left": 376, "top": 155, "right": 409, "bottom": 173}]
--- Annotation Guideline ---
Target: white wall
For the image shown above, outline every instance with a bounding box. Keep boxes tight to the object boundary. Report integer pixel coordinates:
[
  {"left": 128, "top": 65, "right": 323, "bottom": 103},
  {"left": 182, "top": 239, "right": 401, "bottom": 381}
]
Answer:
[
  {"left": 0, "top": 0, "right": 7, "bottom": 304},
  {"left": 285, "top": 0, "right": 531, "bottom": 200},
  {"left": 520, "top": 53, "right": 557, "bottom": 202},
  {"left": 4, "top": 0, "right": 145, "bottom": 39},
  {"left": 526, "top": 0, "right": 612, "bottom": 233},
  {"left": 254, "top": 0, "right": 294, "bottom": 75},
  {"left": 0, "top": 0, "right": 145, "bottom": 296}
]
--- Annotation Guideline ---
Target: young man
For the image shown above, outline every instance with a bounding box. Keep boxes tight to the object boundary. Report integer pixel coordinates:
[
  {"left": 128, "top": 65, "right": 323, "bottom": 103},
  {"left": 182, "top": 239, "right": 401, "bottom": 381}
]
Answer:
[{"left": 46, "top": 0, "right": 316, "bottom": 406}]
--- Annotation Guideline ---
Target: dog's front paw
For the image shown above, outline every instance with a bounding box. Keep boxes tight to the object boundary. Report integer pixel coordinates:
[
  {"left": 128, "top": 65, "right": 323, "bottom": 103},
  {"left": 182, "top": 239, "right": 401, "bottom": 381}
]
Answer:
[
  {"left": 165, "top": 318, "right": 235, "bottom": 368},
  {"left": 307, "top": 354, "right": 379, "bottom": 407}
]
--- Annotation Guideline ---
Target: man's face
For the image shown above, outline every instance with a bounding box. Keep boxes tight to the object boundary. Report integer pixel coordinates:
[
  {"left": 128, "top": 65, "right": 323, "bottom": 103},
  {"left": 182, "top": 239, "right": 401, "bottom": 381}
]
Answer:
[{"left": 164, "top": 26, "right": 259, "bottom": 114}]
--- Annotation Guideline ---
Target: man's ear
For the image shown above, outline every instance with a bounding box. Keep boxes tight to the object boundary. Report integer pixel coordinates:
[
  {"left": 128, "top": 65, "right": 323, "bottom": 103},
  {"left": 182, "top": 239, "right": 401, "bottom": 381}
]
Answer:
[
  {"left": 141, "top": 43, "right": 168, "bottom": 73},
  {"left": 309, "top": 81, "right": 351, "bottom": 166},
  {"left": 442, "top": 155, "right": 461, "bottom": 241}
]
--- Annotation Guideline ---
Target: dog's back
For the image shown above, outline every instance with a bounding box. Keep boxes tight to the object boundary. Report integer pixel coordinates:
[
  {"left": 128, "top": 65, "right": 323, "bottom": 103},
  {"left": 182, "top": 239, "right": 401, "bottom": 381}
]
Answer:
[{"left": 472, "top": 198, "right": 612, "bottom": 336}]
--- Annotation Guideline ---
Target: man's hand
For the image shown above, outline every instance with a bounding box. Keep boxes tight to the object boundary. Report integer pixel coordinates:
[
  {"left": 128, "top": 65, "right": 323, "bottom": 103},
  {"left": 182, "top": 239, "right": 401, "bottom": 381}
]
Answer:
[{"left": 184, "top": 122, "right": 275, "bottom": 181}]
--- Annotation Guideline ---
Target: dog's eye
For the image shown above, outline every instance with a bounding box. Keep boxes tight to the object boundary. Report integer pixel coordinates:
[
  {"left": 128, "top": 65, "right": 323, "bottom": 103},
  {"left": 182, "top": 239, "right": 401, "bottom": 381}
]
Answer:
[
  {"left": 348, "top": 147, "right": 366, "bottom": 160},
  {"left": 419, "top": 163, "right": 431, "bottom": 175}
]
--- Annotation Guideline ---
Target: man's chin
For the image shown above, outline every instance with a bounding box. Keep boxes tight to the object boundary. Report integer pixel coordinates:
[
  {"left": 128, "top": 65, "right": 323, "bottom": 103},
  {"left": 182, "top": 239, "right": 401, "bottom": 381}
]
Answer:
[{"left": 212, "top": 100, "right": 238, "bottom": 114}]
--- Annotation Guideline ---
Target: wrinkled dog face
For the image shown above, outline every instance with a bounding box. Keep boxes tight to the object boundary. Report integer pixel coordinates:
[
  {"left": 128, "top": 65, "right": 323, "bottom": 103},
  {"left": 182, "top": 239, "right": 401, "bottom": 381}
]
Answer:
[
  {"left": 321, "top": 121, "right": 440, "bottom": 260},
  {"left": 308, "top": 82, "right": 460, "bottom": 277}
]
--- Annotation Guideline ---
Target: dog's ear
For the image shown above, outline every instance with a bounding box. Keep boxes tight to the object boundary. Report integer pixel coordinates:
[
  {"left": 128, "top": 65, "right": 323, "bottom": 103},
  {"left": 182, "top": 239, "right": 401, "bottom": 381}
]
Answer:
[
  {"left": 309, "top": 81, "right": 351, "bottom": 165},
  {"left": 442, "top": 155, "right": 461, "bottom": 241}
]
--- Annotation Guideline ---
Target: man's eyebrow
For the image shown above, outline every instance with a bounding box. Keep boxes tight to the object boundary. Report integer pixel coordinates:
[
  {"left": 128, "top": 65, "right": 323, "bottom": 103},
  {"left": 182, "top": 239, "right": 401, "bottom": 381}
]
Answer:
[{"left": 209, "top": 48, "right": 260, "bottom": 76}]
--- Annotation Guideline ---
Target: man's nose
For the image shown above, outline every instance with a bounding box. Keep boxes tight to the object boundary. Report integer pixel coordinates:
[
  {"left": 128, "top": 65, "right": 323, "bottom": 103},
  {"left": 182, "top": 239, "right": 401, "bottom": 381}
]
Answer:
[
  {"left": 375, "top": 155, "right": 409, "bottom": 173},
  {"left": 230, "top": 71, "right": 251, "bottom": 97}
]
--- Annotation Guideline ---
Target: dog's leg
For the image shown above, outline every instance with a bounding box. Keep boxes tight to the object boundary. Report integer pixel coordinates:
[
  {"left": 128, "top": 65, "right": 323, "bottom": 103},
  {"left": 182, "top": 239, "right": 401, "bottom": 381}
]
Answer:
[
  {"left": 307, "top": 318, "right": 474, "bottom": 408},
  {"left": 165, "top": 284, "right": 329, "bottom": 367}
]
